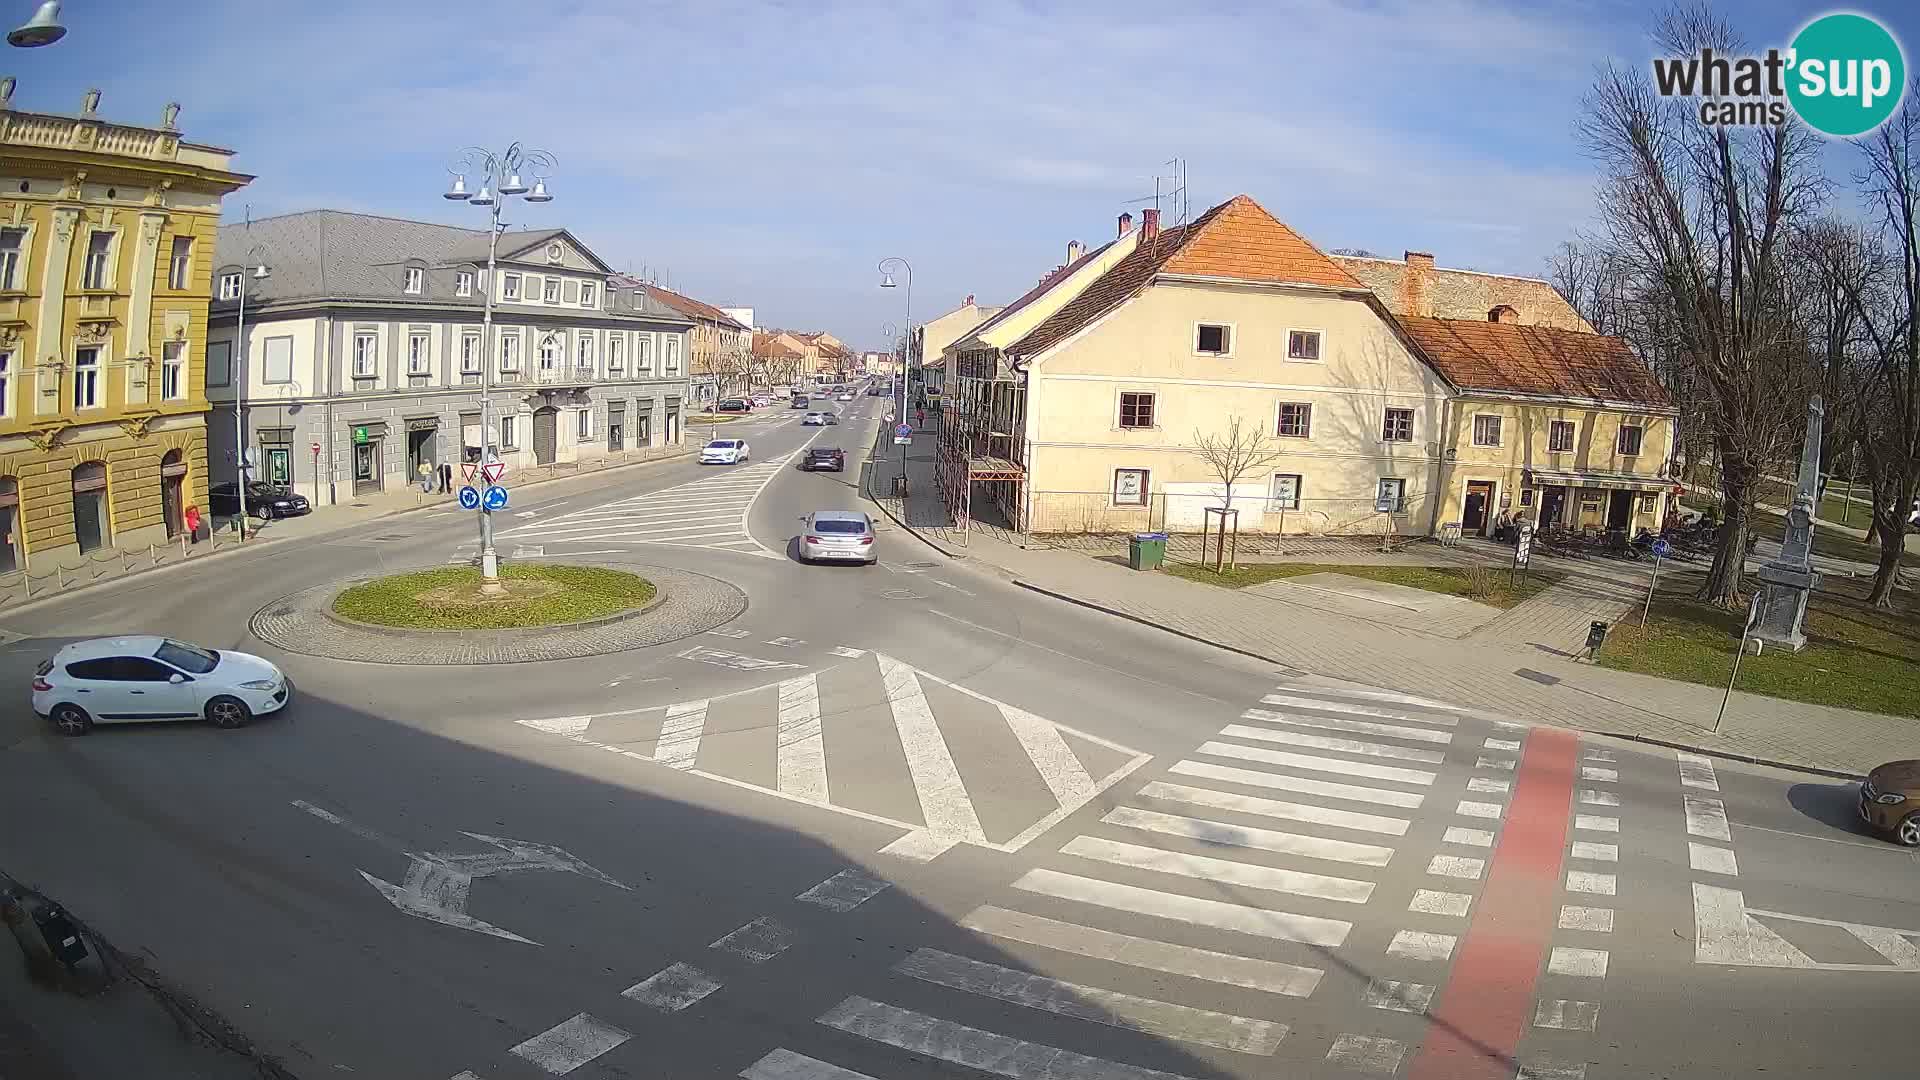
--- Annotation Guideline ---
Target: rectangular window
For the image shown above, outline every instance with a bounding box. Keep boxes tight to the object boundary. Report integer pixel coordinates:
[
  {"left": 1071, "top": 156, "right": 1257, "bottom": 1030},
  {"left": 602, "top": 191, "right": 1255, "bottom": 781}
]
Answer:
[
  {"left": 579, "top": 282, "right": 597, "bottom": 307},
  {"left": 1639, "top": 492, "right": 1656, "bottom": 513},
  {"left": 576, "top": 333, "right": 594, "bottom": 374},
  {"left": 1276, "top": 402, "right": 1312, "bottom": 438},
  {"left": 1548, "top": 420, "right": 1576, "bottom": 453},
  {"left": 1377, "top": 477, "right": 1407, "bottom": 513},
  {"left": 1118, "top": 391, "right": 1155, "bottom": 429},
  {"left": 455, "top": 271, "right": 473, "bottom": 297},
  {"left": 1270, "top": 473, "right": 1302, "bottom": 510},
  {"left": 73, "top": 346, "right": 100, "bottom": 408},
  {"left": 607, "top": 334, "right": 625, "bottom": 373},
  {"left": 1381, "top": 407, "right": 1414, "bottom": 442},
  {"left": 1472, "top": 414, "right": 1503, "bottom": 447},
  {"left": 1287, "top": 330, "right": 1322, "bottom": 361},
  {"left": 408, "top": 332, "right": 430, "bottom": 374},
  {"left": 460, "top": 332, "right": 481, "bottom": 374},
  {"left": 500, "top": 334, "right": 521, "bottom": 371},
  {"left": 0, "top": 228, "right": 23, "bottom": 290},
  {"left": 219, "top": 272, "right": 241, "bottom": 300},
  {"left": 160, "top": 340, "right": 185, "bottom": 399},
  {"left": 1617, "top": 424, "right": 1644, "bottom": 456},
  {"left": 263, "top": 335, "right": 294, "bottom": 384},
  {"left": 1112, "top": 468, "right": 1149, "bottom": 507},
  {"left": 543, "top": 277, "right": 561, "bottom": 303},
  {"left": 353, "top": 333, "right": 378, "bottom": 377},
  {"left": 168, "top": 236, "right": 192, "bottom": 290},
  {"left": 665, "top": 335, "right": 682, "bottom": 375},
  {"left": 577, "top": 408, "right": 592, "bottom": 439},
  {"left": 1520, "top": 488, "right": 1535, "bottom": 507},
  {"left": 502, "top": 273, "right": 521, "bottom": 300},
  {"left": 500, "top": 415, "right": 516, "bottom": 448},
  {"left": 206, "top": 340, "right": 232, "bottom": 387},
  {"left": 636, "top": 334, "right": 654, "bottom": 375},
  {"left": 82, "top": 231, "right": 113, "bottom": 289},
  {"left": 1195, "top": 323, "right": 1231, "bottom": 355},
  {"left": 403, "top": 267, "right": 423, "bottom": 294},
  {"left": 0, "top": 350, "right": 13, "bottom": 416}
]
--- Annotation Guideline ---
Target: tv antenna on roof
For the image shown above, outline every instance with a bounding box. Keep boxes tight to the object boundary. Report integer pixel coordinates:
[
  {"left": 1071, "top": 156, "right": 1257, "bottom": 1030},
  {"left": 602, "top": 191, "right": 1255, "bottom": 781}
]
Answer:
[{"left": 1122, "top": 158, "right": 1189, "bottom": 228}]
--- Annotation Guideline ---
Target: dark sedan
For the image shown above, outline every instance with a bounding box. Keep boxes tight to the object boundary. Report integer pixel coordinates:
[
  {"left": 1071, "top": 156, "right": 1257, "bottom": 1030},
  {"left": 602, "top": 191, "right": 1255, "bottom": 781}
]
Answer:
[
  {"left": 208, "top": 481, "right": 311, "bottom": 521},
  {"left": 801, "top": 447, "right": 846, "bottom": 472}
]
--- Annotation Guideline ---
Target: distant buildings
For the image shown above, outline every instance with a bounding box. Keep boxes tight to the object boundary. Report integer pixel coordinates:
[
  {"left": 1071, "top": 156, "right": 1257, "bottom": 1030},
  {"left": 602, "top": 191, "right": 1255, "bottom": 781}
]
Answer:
[
  {"left": 0, "top": 84, "right": 251, "bottom": 570},
  {"left": 611, "top": 278, "right": 750, "bottom": 406}
]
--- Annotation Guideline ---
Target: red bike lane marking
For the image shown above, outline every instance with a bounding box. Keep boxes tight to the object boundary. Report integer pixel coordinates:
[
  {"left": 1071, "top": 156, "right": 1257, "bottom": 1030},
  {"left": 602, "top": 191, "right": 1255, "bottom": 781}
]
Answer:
[{"left": 1409, "top": 726, "right": 1578, "bottom": 1080}]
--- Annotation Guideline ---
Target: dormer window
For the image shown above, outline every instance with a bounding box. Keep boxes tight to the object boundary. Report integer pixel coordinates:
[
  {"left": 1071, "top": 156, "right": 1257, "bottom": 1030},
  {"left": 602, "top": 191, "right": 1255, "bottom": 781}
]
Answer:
[
  {"left": 1489, "top": 305, "right": 1519, "bottom": 323},
  {"left": 403, "top": 266, "right": 424, "bottom": 294},
  {"left": 455, "top": 270, "right": 474, "bottom": 297}
]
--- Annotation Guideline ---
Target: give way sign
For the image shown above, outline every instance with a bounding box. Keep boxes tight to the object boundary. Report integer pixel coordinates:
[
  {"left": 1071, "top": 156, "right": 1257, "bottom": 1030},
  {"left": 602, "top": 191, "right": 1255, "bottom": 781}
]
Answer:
[{"left": 480, "top": 461, "right": 507, "bottom": 485}]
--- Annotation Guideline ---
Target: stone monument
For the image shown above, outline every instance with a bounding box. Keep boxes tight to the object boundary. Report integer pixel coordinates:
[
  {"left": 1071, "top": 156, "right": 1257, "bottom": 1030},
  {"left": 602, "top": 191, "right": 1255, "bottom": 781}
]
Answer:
[{"left": 1750, "top": 397, "right": 1823, "bottom": 651}]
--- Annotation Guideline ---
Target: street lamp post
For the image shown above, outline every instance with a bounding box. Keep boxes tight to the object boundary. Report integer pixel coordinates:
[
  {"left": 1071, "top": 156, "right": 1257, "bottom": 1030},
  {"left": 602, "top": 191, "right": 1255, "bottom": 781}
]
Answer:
[
  {"left": 443, "top": 143, "right": 554, "bottom": 595},
  {"left": 231, "top": 252, "right": 270, "bottom": 540},
  {"left": 878, "top": 258, "right": 912, "bottom": 478}
]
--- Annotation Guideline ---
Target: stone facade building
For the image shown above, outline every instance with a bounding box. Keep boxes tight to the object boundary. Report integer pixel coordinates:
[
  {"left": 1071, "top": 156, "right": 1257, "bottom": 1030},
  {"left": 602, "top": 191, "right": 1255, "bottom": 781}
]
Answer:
[
  {"left": 0, "top": 84, "right": 251, "bottom": 571},
  {"left": 207, "top": 212, "right": 692, "bottom": 506}
]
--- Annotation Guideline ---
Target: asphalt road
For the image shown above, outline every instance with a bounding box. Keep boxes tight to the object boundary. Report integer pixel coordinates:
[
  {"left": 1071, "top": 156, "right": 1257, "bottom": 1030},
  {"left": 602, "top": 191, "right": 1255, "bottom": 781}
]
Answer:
[{"left": 1, "top": 391, "right": 1915, "bottom": 1080}]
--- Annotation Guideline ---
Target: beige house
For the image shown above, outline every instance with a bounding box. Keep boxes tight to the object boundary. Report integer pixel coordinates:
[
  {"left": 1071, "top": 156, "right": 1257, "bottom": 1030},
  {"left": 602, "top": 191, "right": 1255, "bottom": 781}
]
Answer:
[
  {"left": 914, "top": 294, "right": 1002, "bottom": 401},
  {"left": 942, "top": 196, "right": 1672, "bottom": 540}
]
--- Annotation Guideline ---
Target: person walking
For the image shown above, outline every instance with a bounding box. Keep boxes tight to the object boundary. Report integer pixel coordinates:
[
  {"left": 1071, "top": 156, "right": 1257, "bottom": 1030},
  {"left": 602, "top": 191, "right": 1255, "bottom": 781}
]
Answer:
[{"left": 438, "top": 462, "right": 453, "bottom": 494}]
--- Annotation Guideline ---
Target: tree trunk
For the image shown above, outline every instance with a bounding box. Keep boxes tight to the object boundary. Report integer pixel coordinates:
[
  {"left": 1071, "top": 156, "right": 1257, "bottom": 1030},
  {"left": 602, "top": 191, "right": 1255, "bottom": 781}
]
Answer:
[
  {"left": 1698, "top": 453, "right": 1755, "bottom": 605},
  {"left": 1868, "top": 512, "right": 1905, "bottom": 607}
]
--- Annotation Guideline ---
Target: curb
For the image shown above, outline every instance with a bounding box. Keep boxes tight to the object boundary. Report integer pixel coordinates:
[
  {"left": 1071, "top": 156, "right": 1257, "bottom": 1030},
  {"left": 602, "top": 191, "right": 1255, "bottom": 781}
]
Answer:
[
  {"left": 1008, "top": 578, "right": 1871, "bottom": 783},
  {"left": 859, "top": 431, "right": 966, "bottom": 562},
  {"left": 0, "top": 449, "right": 696, "bottom": 621}
]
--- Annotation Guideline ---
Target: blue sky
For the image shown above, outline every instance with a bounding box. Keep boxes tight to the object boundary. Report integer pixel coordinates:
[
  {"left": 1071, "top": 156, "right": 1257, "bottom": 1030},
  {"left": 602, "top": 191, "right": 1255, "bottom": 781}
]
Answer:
[{"left": 6, "top": 0, "right": 1912, "bottom": 348}]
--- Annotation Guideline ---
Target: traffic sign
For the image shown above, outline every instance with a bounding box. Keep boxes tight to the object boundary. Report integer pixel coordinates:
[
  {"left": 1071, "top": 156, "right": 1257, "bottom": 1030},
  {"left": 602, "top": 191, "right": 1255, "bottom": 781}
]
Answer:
[
  {"left": 1651, "top": 538, "right": 1672, "bottom": 559},
  {"left": 457, "top": 485, "right": 481, "bottom": 510},
  {"left": 483, "top": 485, "right": 509, "bottom": 511},
  {"left": 461, "top": 461, "right": 478, "bottom": 483},
  {"left": 895, "top": 423, "right": 912, "bottom": 439},
  {"left": 480, "top": 461, "right": 507, "bottom": 485},
  {"left": 310, "top": 442, "right": 321, "bottom": 455}
]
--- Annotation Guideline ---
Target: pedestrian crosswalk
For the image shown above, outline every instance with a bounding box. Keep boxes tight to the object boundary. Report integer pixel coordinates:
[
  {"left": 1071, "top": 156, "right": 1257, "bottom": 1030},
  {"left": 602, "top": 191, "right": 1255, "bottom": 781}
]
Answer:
[
  {"left": 513, "top": 651, "right": 1150, "bottom": 854},
  {"left": 493, "top": 457, "right": 790, "bottom": 558},
  {"left": 747, "top": 679, "right": 1504, "bottom": 1078}
]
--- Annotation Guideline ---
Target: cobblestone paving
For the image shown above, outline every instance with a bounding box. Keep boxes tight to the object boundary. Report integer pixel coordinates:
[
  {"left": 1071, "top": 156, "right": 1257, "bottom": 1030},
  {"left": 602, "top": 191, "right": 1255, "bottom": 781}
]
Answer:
[{"left": 248, "top": 561, "right": 746, "bottom": 665}]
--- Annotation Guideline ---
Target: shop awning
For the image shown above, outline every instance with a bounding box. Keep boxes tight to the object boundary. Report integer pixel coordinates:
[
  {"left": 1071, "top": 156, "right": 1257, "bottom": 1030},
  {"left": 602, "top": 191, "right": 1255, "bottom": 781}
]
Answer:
[{"left": 1526, "top": 468, "right": 1677, "bottom": 494}]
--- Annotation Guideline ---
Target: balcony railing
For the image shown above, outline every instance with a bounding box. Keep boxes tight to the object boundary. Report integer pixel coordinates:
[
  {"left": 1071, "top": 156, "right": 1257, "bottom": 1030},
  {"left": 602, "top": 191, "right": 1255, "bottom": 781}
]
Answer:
[{"left": 1, "top": 112, "right": 175, "bottom": 161}]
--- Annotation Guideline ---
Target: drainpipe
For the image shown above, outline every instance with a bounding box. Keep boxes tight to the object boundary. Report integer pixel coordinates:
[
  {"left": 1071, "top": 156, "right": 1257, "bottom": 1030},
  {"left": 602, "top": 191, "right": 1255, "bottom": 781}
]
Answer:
[{"left": 323, "top": 314, "right": 336, "bottom": 506}]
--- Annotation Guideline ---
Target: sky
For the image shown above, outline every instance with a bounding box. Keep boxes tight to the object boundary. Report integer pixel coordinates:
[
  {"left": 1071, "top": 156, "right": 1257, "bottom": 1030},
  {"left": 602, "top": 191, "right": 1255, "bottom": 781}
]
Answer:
[{"left": 6, "top": 0, "right": 1914, "bottom": 349}]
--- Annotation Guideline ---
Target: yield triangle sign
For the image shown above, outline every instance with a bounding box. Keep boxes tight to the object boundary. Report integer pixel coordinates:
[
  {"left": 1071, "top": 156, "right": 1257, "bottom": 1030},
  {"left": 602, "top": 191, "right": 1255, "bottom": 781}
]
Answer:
[
  {"left": 461, "top": 461, "right": 479, "bottom": 482},
  {"left": 481, "top": 461, "right": 507, "bottom": 485}
]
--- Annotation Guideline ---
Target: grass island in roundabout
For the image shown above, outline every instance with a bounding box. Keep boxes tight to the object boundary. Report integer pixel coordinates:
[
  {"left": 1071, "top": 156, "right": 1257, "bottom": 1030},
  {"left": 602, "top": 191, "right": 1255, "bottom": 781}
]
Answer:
[{"left": 331, "top": 564, "right": 658, "bottom": 631}]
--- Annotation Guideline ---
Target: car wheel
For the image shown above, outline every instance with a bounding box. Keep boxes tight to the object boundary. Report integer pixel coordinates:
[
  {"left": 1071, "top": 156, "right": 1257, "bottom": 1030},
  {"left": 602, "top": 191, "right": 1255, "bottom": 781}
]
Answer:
[
  {"left": 206, "top": 695, "right": 254, "bottom": 729},
  {"left": 253, "top": 504, "right": 273, "bottom": 521},
  {"left": 48, "top": 703, "right": 92, "bottom": 736},
  {"left": 1897, "top": 811, "right": 1920, "bottom": 848}
]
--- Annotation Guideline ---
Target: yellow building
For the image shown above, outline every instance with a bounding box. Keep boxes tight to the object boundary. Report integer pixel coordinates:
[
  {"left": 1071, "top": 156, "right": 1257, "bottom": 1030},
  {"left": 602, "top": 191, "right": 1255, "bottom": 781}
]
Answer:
[{"left": 0, "top": 83, "right": 250, "bottom": 571}]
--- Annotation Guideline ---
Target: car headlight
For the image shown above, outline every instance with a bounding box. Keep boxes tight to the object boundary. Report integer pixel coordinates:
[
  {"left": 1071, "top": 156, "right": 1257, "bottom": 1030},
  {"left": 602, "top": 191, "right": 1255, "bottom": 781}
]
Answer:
[
  {"left": 239, "top": 679, "right": 279, "bottom": 691},
  {"left": 1875, "top": 792, "right": 1907, "bottom": 805}
]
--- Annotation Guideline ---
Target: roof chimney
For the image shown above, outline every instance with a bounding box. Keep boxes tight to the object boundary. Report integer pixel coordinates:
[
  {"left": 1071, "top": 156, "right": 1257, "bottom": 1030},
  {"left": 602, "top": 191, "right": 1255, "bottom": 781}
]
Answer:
[
  {"left": 1141, "top": 208, "right": 1160, "bottom": 241},
  {"left": 1117, "top": 212, "right": 1133, "bottom": 238},
  {"left": 1066, "top": 240, "right": 1083, "bottom": 265},
  {"left": 1403, "top": 251, "right": 1435, "bottom": 318},
  {"left": 963, "top": 293, "right": 975, "bottom": 307}
]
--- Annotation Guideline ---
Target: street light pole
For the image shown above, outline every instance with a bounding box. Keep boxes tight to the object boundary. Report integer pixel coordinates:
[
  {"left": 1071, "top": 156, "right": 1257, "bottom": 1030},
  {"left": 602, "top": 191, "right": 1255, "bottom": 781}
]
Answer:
[
  {"left": 879, "top": 257, "right": 912, "bottom": 478},
  {"left": 444, "top": 143, "right": 554, "bottom": 595},
  {"left": 230, "top": 252, "right": 269, "bottom": 540}
]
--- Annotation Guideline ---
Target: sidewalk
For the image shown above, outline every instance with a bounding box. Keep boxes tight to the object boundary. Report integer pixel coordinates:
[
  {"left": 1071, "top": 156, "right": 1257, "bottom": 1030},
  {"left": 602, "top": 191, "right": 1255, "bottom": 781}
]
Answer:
[
  {"left": 866, "top": 441, "right": 1911, "bottom": 776},
  {"left": 0, "top": 444, "right": 694, "bottom": 617}
]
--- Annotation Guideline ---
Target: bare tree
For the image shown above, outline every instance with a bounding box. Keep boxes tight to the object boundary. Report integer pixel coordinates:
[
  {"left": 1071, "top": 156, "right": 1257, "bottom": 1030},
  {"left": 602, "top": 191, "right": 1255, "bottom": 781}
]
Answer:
[
  {"left": 1190, "top": 415, "right": 1292, "bottom": 568},
  {"left": 1576, "top": 2, "right": 1827, "bottom": 605}
]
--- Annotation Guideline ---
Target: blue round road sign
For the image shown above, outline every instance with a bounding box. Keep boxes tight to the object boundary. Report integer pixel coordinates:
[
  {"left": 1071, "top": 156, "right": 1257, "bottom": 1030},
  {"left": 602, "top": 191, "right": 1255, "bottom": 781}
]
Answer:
[
  {"left": 483, "top": 485, "right": 509, "bottom": 511},
  {"left": 457, "top": 485, "right": 481, "bottom": 510},
  {"left": 1651, "top": 538, "right": 1672, "bottom": 559},
  {"left": 896, "top": 423, "right": 912, "bottom": 438}
]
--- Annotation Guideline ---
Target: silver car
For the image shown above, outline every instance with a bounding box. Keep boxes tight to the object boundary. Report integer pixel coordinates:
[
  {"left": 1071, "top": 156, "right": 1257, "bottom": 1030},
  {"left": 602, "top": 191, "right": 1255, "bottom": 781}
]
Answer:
[{"left": 800, "top": 510, "right": 877, "bottom": 564}]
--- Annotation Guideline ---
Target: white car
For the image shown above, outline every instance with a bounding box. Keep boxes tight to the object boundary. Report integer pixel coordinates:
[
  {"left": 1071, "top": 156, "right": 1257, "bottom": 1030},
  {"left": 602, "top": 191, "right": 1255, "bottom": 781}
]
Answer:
[
  {"left": 836, "top": 392, "right": 854, "bottom": 402},
  {"left": 32, "top": 636, "right": 291, "bottom": 735},
  {"left": 802, "top": 412, "right": 837, "bottom": 426},
  {"left": 700, "top": 438, "right": 750, "bottom": 464}
]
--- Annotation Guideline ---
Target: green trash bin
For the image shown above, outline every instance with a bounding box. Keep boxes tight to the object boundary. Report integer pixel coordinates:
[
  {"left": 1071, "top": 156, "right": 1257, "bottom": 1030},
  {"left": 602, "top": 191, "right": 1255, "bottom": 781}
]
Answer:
[{"left": 1128, "top": 532, "right": 1168, "bottom": 570}]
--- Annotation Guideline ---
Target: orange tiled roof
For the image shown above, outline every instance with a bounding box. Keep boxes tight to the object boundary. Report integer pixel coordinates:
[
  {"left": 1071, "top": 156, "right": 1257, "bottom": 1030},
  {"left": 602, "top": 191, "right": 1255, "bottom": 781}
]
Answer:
[
  {"left": 1009, "top": 195, "right": 1363, "bottom": 359},
  {"left": 752, "top": 332, "right": 802, "bottom": 359},
  {"left": 641, "top": 283, "right": 749, "bottom": 329},
  {"left": 1397, "top": 316, "right": 1671, "bottom": 409}
]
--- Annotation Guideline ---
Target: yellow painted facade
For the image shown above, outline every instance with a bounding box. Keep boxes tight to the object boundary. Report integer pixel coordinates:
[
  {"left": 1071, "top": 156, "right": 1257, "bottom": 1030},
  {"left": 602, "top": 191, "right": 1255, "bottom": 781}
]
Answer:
[
  {"left": 1435, "top": 397, "right": 1677, "bottom": 536},
  {"left": 0, "top": 87, "right": 250, "bottom": 569}
]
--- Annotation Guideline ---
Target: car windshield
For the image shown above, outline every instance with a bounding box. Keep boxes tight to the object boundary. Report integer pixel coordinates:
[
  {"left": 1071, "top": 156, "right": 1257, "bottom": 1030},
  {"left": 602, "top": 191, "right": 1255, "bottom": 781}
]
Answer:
[
  {"left": 809, "top": 448, "right": 838, "bottom": 457},
  {"left": 706, "top": 440, "right": 739, "bottom": 449},
  {"left": 155, "top": 639, "right": 219, "bottom": 674},
  {"left": 814, "top": 519, "right": 866, "bottom": 534}
]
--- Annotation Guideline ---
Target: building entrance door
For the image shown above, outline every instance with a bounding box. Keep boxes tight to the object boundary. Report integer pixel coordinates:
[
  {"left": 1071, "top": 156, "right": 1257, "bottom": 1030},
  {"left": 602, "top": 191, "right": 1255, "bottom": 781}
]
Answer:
[
  {"left": 1463, "top": 481, "right": 1495, "bottom": 534},
  {"left": 532, "top": 407, "right": 559, "bottom": 465},
  {"left": 353, "top": 441, "right": 382, "bottom": 496}
]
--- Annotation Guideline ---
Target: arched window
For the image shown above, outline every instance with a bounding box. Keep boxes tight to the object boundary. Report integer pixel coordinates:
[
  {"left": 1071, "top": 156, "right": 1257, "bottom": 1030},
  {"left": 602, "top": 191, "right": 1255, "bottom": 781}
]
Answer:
[
  {"left": 160, "top": 449, "right": 187, "bottom": 539},
  {"left": 71, "top": 461, "right": 110, "bottom": 553},
  {"left": 1489, "top": 305, "right": 1519, "bottom": 324},
  {"left": 539, "top": 334, "right": 561, "bottom": 371}
]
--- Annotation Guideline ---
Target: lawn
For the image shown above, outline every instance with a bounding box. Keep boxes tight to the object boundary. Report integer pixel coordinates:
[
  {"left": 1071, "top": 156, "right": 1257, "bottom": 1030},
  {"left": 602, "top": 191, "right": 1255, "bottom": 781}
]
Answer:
[
  {"left": 1162, "top": 560, "right": 1560, "bottom": 609},
  {"left": 1595, "top": 575, "right": 1920, "bottom": 718},
  {"left": 333, "top": 564, "right": 656, "bottom": 630}
]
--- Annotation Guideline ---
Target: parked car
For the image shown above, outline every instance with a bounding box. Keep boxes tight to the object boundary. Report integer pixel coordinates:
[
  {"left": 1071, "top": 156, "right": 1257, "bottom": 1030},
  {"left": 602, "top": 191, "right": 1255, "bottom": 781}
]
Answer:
[
  {"left": 799, "top": 510, "right": 877, "bottom": 564},
  {"left": 700, "top": 438, "right": 750, "bottom": 464},
  {"left": 751, "top": 394, "right": 774, "bottom": 407},
  {"left": 208, "top": 481, "right": 310, "bottom": 520},
  {"left": 1860, "top": 760, "right": 1920, "bottom": 846},
  {"left": 802, "top": 447, "right": 846, "bottom": 472},
  {"left": 716, "top": 398, "right": 750, "bottom": 413},
  {"left": 790, "top": 396, "right": 810, "bottom": 409},
  {"left": 33, "top": 636, "right": 291, "bottom": 735},
  {"left": 802, "top": 411, "right": 837, "bottom": 426}
]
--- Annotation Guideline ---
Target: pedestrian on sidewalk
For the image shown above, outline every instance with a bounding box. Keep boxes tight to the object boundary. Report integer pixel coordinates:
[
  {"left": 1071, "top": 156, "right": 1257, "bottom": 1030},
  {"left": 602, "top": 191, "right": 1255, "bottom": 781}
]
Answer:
[
  {"left": 438, "top": 462, "right": 453, "bottom": 494},
  {"left": 183, "top": 504, "right": 202, "bottom": 545},
  {"left": 915, "top": 405, "right": 926, "bottom": 430}
]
